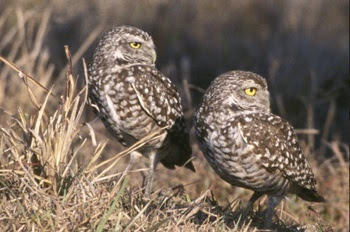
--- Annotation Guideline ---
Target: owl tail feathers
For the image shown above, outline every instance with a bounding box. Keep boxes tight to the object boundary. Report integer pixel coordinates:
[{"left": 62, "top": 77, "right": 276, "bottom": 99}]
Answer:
[
  {"left": 292, "top": 183, "right": 326, "bottom": 202},
  {"left": 160, "top": 159, "right": 195, "bottom": 172},
  {"left": 184, "top": 161, "right": 196, "bottom": 172}
]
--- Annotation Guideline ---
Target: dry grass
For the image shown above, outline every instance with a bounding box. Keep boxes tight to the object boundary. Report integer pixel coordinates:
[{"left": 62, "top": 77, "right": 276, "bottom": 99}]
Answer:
[{"left": 0, "top": 2, "right": 349, "bottom": 232}]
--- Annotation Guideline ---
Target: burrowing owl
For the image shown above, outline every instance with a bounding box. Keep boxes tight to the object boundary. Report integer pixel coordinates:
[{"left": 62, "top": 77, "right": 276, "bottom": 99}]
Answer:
[
  {"left": 194, "top": 70, "right": 324, "bottom": 225},
  {"left": 88, "top": 26, "right": 195, "bottom": 195}
]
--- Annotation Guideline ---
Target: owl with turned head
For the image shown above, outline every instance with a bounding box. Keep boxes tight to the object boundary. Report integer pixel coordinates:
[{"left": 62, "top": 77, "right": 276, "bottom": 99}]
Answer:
[
  {"left": 88, "top": 26, "right": 195, "bottom": 195},
  {"left": 194, "top": 70, "right": 324, "bottom": 226}
]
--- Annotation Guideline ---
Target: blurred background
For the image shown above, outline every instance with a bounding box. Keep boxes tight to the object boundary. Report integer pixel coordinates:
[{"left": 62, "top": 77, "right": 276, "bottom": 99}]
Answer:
[{"left": 0, "top": 0, "right": 348, "bottom": 229}]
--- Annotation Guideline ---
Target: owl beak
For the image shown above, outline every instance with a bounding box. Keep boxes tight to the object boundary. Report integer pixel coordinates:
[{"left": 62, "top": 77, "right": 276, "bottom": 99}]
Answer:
[{"left": 151, "top": 49, "right": 157, "bottom": 63}]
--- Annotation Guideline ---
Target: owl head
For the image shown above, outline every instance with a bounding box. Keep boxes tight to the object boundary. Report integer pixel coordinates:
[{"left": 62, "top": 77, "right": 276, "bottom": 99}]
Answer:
[
  {"left": 92, "top": 26, "right": 156, "bottom": 67},
  {"left": 204, "top": 70, "right": 271, "bottom": 112}
]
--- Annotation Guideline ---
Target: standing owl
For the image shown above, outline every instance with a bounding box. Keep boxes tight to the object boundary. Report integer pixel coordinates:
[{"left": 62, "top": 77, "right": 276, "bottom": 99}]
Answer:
[
  {"left": 194, "top": 70, "right": 325, "bottom": 225},
  {"left": 88, "top": 26, "right": 195, "bottom": 195}
]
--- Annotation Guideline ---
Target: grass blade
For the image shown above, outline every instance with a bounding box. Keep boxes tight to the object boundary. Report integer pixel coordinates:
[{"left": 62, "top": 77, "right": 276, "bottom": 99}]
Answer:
[{"left": 96, "top": 176, "right": 129, "bottom": 232}]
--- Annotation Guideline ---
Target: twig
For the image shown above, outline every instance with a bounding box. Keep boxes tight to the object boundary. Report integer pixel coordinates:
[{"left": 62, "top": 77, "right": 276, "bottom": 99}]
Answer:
[
  {"left": 63, "top": 45, "right": 75, "bottom": 105},
  {"left": 294, "top": 129, "right": 319, "bottom": 135},
  {"left": 188, "top": 84, "right": 206, "bottom": 93}
]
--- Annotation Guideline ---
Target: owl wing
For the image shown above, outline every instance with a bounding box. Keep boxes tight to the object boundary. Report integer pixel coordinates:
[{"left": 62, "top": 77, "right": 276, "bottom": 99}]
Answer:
[
  {"left": 127, "top": 65, "right": 195, "bottom": 171},
  {"left": 127, "top": 65, "right": 183, "bottom": 128},
  {"left": 236, "top": 113, "right": 317, "bottom": 190}
]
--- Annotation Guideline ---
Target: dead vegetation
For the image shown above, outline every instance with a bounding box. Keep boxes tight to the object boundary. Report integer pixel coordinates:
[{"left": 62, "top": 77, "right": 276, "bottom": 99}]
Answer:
[{"left": 0, "top": 2, "right": 349, "bottom": 231}]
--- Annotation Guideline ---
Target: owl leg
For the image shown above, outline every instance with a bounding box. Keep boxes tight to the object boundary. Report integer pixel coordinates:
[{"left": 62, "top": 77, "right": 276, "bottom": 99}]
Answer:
[
  {"left": 125, "top": 151, "right": 143, "bottom": 174},
  {"left": 264, "top": 195, "right": 283, "bottom": 228},
  {"left": 246, "top": 191, "right": 264, "bottom": 210},
  {"left": 241, "top": 191, "right": 263, "bottom": 219},
  {"left": 117, "top": 151, "right": 142, "bottom": 185},
  {"left": 144, "top": 151, "right": 160, "bottom": 196}
]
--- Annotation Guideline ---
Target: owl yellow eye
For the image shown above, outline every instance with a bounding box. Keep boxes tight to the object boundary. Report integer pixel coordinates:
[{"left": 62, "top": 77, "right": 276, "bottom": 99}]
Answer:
[
  {"left": 244, "top": 87, "right": 257, "bottom": 96},
  {"left": 129, "top": 42, "right": 142, "bottom": 49}
]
